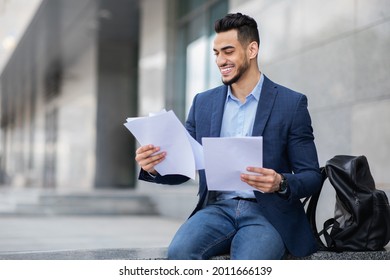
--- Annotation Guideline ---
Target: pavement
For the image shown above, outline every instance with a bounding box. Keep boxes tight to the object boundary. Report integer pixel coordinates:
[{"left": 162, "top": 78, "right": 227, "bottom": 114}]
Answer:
[
  {"left": 0, "top": 215, "right": 182, "bottom": 254},
  {"left": 0, "top": 188, "right": 184, "bottom": 256}
]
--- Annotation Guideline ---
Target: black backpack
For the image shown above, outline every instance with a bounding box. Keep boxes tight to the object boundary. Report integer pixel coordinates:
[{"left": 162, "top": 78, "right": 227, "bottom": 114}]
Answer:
[{"left": 306, "top": 155, "right": 390, "bottom": 252}]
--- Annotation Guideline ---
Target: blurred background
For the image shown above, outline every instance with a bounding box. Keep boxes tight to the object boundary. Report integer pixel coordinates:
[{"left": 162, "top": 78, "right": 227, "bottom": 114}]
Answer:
[{"left": 0, "top": 0, "right": 389, "bottom": 254}]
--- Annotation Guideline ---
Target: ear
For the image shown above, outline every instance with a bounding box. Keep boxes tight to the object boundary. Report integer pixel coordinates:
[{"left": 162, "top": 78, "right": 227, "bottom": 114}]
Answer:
[{"left": 247, "top": 41, "right": 259, "bottom": 59}]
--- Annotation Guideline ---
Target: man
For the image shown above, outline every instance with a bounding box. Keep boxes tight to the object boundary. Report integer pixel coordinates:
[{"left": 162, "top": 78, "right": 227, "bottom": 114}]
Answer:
[{"left": 135, "top": 13, "right": 322, "bottom": 259}]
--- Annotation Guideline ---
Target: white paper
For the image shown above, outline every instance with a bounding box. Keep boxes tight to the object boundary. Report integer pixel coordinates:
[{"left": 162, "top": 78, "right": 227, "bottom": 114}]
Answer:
[
  {"left": 124, "top": 110, "right": 204, "bottom": 180},
  {"left": 185, "top": 130, "right": 205, "bottom": 171},
  {"left": 202, "top": 137, "right": 263, "bottom": 191}
]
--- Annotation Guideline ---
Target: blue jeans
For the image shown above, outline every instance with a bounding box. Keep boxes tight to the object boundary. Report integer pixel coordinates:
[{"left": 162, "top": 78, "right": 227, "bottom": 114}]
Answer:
[{"left": 167, "top": 198, "right": 286, "bottom": 260}]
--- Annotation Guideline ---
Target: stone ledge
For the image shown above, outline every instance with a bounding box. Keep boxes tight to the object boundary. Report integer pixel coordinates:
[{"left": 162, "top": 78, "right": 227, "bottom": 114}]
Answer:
[
  {"left": 289, "top": 250, "right": 390, "bottom": 260},
  {"left": 0, "top": 248, "right": 168, "bottom": 260},
  {"left": 0, "top": 247, "right": 388, "bottom": 260}
]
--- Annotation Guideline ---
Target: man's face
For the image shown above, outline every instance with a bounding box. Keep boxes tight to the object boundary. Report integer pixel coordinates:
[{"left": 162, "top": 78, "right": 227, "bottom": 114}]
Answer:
[{"left": 213, "top": 29, "right": 250, "bottom": 85}]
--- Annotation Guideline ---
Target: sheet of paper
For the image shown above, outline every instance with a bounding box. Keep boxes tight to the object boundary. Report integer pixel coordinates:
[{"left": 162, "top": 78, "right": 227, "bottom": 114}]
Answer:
[
  {"left": 202, "top": 137, "right": 263, "bottom": 191},
  {"left": 185, "top": 129, "right": 205, "bottom": 171},
  {"left": 124, "top": 110, "right": 204, "bottom": 180}
]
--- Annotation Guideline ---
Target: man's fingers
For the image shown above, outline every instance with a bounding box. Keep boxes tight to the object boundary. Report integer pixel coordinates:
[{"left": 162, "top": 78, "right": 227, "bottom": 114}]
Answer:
[
  {"left": 241, "top": 170, "right": 280, "bottom": 193},
  {"left": 134, "top": 144, "right": 166, "bottom": 173},
  {"left": 136, "top": 145, "right": 159, "bottom": 155},
  {"left": 141, "top": 153, "right": 166, "bottom": 173}
]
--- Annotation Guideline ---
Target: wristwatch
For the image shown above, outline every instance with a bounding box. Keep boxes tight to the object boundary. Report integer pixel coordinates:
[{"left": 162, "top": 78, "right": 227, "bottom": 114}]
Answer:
[{"left": 278, "top": 174, "right": 288, "bottom": 195}]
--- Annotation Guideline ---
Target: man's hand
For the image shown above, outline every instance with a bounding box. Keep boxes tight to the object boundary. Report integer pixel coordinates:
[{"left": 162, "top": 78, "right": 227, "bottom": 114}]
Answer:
[
  {"left": 240, "top": 167, "right": 282, "bottom": 193},
  {"left": 135, "top": 144, "right": 166, "bottom": 175}
]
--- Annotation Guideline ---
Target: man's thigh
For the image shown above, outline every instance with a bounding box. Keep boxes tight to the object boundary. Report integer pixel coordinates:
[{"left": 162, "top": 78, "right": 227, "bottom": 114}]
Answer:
[
  {"left": 231, "top": 200, "right": 286, "bottom": 259},
  {"left": 230, "top": 223, "right": 285, "bottom": 259}
]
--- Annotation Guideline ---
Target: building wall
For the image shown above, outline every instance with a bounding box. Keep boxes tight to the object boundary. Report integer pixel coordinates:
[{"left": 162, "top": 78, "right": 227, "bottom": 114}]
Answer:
[
  {"left": 94, "top": 0, "right": 139, "bottom": 189},
  {"left": 0, "top": 0, "right": 139, "bottom": 190},
  {"left": 138, "top": 0, "right": 167, "bottom": 116},
  {"left": 56, "top": 44, "right": 97, "bottom": 190}
]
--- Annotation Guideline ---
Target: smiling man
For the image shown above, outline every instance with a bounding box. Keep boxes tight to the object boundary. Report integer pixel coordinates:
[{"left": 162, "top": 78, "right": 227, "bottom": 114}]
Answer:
[{"left": 135, "top": 13, "right": 322, "bottom": 260}]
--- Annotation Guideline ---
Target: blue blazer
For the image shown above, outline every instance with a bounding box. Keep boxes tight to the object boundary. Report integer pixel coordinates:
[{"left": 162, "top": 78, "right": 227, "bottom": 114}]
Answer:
[{"left": 140, "top": 75, "right": 322, "bottom": 257}]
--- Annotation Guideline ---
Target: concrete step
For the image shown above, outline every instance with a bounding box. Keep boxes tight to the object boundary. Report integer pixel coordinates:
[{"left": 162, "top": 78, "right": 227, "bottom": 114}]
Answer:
[
  {"left": 0, "top": 247, "right": 168, "bottom": 260},
  {"left": 0, "top": 246, "right": 388, "bottom": 260},
  {"left": 0, "top": 189, "right": 158, "bottom": 216}
]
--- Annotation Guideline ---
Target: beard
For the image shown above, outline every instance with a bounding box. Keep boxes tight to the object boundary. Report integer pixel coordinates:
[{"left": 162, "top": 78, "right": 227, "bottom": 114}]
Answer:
[{"left": 221, "top": 59, "right": 250, "bottom": 86}]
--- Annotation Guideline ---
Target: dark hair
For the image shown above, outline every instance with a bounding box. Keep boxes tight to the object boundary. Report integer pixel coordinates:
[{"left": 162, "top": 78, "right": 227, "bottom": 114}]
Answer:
[{"left": 214, "top": 13, "right": 260, "bottom": 46}]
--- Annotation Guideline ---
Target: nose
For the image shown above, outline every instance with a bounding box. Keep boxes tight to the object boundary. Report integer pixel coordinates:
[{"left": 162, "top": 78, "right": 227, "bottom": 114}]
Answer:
[{"left": 215, "top": 53, "right": 227, "bottom": 66}]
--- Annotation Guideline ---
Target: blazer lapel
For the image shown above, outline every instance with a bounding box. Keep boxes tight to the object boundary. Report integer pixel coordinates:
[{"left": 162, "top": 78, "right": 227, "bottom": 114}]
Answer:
[
  {"left": 252, "top": 76, "right": 278, "bottom": 136},
  {"left": 210, "top": 85, "right": 228, "bottom": 137}
]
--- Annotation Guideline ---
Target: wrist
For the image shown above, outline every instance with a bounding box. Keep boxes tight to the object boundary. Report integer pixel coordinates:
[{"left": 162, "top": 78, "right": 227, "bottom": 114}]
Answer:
[{"left": 278, "top": 174, "right": 288, "bottom": 194}]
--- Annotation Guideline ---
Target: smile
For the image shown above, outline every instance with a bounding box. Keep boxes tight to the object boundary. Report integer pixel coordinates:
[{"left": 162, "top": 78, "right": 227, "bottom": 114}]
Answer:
[{"left": 220, "top": 66, "right": 234, "bottom": 75}]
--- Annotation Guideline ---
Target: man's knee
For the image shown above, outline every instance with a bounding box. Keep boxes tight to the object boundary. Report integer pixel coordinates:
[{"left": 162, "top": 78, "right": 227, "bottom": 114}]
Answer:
[{"left": 167, "top": 241, "right": 192, "bottom": 260}]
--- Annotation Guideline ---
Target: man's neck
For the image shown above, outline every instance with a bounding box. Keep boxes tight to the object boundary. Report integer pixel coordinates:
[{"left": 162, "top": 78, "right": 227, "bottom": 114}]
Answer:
[{"left": 231, "top": 69, "right": 261, "bottom": 103}]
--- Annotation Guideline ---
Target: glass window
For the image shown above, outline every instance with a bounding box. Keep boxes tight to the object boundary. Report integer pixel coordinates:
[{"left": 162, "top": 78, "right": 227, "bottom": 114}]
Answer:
[{"left": 174, "top": 0, "right": 228, "bottom": 119}]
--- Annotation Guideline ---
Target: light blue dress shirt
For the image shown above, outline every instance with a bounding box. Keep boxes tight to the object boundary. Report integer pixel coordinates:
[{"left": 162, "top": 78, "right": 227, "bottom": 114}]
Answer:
[{"left": 217, "top": 74, "right": 264, "bottom": 200}]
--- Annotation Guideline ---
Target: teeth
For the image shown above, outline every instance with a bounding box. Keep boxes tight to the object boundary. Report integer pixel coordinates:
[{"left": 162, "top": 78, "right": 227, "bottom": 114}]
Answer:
[{"left": 221, "top": 67, "right": 232, "bottom": 74}]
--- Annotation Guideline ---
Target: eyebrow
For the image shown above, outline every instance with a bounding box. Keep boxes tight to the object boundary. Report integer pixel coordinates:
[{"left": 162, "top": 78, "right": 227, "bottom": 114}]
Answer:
[{"left": 213, "top": 45, "right": 235, "bottom": 52}]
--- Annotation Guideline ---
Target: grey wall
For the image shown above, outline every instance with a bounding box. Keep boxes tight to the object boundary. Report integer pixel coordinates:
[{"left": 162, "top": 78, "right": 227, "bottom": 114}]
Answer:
[
  {"left": 0, "top": 0, "right": 140, "bottom": 190},
  {"left": 94, "top": 0, "right": 140, "bottom": 188}
]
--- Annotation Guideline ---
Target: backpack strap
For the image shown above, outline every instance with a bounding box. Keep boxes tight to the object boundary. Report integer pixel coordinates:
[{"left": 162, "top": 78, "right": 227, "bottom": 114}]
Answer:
[
  {"left": 305, "top": 167, "right": 328, "bottom": 250},
  {"left": 320, "top": 218, "right": 341, "bottom": 251}
]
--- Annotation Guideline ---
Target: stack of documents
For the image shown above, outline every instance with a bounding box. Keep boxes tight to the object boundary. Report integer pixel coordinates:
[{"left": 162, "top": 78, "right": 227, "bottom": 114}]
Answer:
[
  {"left": 124, "top": 110, "right": 203, "bottom": 180},
  {"left": 124, "top": 110, "right": 263, "bottom": 191}
]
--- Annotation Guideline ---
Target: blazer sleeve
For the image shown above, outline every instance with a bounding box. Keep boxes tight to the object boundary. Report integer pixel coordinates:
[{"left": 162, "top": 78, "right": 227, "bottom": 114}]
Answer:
[
  {"left": 138, "top": 169, "right": 190, "bottom": 185},
  {"left": 284, "top": 94, "right": 322, "bottom": 199}
]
